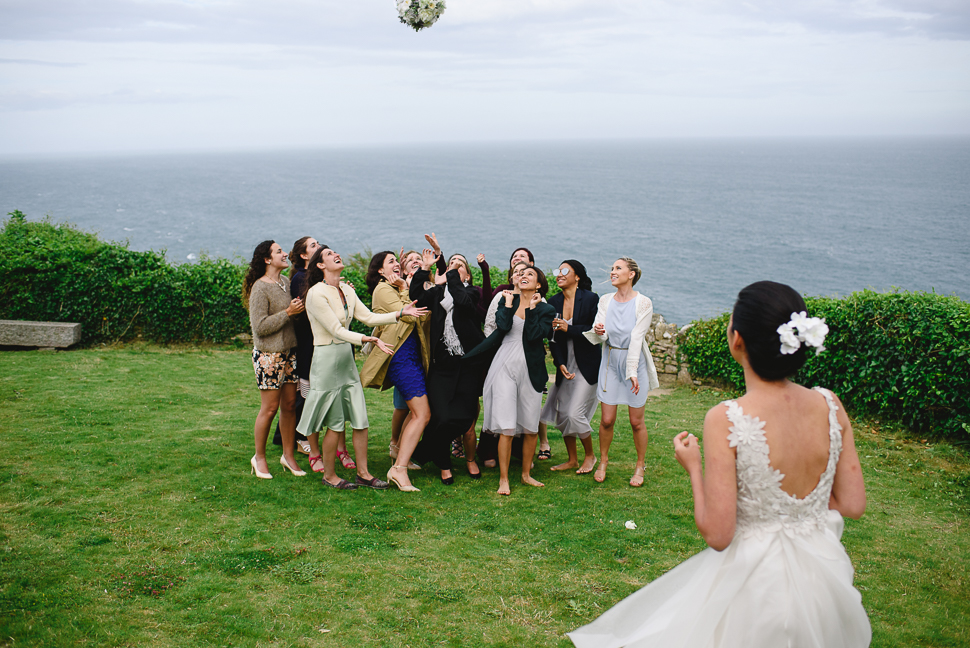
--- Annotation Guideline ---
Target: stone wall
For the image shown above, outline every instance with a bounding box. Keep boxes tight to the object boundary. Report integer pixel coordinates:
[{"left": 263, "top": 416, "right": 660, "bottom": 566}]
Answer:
[{"left": 646, "top": 314, "right": 698, "bottom": 387}]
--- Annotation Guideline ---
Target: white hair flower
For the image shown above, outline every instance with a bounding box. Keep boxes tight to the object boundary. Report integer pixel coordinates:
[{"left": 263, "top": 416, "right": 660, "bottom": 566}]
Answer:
[{"left": 777, "top": 311, "right": 828, "bottom": 355}]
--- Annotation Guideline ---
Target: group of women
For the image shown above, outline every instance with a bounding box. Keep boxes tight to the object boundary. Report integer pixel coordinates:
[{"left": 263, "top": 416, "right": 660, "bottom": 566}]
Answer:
[
  {"left": 246, "top": 233, "right": 873, "bottom": 646},
  {"left": 243, "top": 234, "right": 660, "bottom": 495}
]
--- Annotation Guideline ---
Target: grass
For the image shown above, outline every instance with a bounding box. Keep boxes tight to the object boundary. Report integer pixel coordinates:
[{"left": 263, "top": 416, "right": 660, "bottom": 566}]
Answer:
[{"left": 0, "top": 344, "right": 968, "bottom": 647}]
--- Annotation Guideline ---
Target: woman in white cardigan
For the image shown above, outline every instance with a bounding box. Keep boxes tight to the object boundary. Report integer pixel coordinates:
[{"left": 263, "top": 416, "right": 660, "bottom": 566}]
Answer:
[
  {"left": 583, "top": 257, "right": 660, "bottom": 487},
  {"left": 297, "top": 246, "right": 427, "bottom": 490}
]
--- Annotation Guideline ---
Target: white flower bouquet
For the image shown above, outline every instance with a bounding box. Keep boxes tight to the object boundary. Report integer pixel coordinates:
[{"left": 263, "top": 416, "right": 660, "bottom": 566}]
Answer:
[{"left": 396, "top": 0, "right": 446, "bottom": 32}]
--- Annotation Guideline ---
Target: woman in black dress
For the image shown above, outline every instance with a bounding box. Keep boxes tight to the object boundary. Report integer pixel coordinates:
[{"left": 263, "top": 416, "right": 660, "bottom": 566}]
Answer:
[{"left": 408, "top": 248, "right": 486, "bottom": 485}]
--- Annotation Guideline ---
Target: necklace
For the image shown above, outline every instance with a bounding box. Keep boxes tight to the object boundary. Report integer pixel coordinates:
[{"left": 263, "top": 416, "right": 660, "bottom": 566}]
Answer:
[{"left": 264, "top": 274, "right": 286, "bottom": 292}]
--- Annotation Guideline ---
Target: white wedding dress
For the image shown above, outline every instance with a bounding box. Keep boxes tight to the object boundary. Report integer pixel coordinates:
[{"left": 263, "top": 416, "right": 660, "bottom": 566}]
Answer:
[{"left": 568, "top": 387, "right": 871, "bottom": 648}]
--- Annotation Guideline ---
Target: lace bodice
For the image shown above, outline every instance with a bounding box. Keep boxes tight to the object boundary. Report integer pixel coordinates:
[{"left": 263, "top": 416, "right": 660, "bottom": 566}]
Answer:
[{"left": 725, "top": 387, "right": 843, "bottom": 538}]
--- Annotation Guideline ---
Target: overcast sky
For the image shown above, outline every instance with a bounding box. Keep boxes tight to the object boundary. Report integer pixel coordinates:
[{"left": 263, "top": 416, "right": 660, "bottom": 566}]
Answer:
[{"left": 1, "top": 0, "right": 968, "bottom": 154}]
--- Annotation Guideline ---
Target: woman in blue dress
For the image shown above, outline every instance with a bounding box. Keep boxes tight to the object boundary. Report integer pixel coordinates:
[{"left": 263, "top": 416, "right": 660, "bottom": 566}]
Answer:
[{"left": 583, "top": 257, "right": 660, "bottom": 487}]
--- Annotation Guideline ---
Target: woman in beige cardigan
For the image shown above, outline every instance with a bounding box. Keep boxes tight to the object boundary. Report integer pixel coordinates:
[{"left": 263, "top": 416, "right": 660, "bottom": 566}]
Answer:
[
  {"left": 360, "top": 251, "right": 431, "bottom": 491},
  {"left": 297, "top": 246, "right": 427, "bottom": 490}
]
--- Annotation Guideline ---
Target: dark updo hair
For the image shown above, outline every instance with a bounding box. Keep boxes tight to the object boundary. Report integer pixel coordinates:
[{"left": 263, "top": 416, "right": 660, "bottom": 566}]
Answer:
[
  {"left": 507, "top": 249, "right": 535, "bottom": 284},
  {"left": 289, "top": 236, "right": 314, "bottom": 273},
  {"left": 561, "top": 259, "right": 592, "bottom": 291},
  {"left": 731, "top": 281, "right": 810, "bottom": 382},
  {"left": 365, "top": 251, "right": 396, "bottom": 294},
  {"left": 301, "top": 245, "right": 330, "bottom": 302},
  {"left": 521, "top": 266, "right": 549, "bottom": 297},
  {"left": 242, "top": 240, "right": 275, "bottom": 305}
]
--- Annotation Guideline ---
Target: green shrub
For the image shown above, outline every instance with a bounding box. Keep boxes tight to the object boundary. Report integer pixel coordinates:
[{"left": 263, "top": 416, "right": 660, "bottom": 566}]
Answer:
[
  {"left": 1, "top": 211, "right": 250, "bottom": 344},
  {"left": 680, "top": 290, "right": 970, "bottom": 439}
]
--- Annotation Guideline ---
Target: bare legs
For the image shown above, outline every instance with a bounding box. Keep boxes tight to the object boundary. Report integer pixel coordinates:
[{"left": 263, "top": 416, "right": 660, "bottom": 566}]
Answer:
[
  {"left": 389, "top": 408, "right": 409, "bottom": 456},
  {"left": 388, "top": 395, "right": 430, "bottom": 490},
  {"left": 551, "top": 435, "right": 596, "bottom": 474},
  {"left": 254, "top": 383, "right": 299, "bottom": 474},
  {"left": 497, "top": 432, "right": 545, "bottom": 495},
  {"left": 537, "top": 422, "right": 551, "bottom": 456},
  {"left": 308, "top": 428, "right": 374, "bottom": 486},
  {"left": 595, "top": 403, "right": 648, "bottom": 485}
]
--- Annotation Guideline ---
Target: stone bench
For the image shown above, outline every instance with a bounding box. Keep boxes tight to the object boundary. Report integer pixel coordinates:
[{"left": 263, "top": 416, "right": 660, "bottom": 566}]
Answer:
[{"left": 0, "top": 320, "right": 82, "bottom": 349}]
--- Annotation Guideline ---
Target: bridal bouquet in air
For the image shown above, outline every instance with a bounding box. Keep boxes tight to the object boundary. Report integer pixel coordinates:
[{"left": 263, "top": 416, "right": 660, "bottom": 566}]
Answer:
[{"left": 397, "top": 0, "right": 446, "bottom": 31}]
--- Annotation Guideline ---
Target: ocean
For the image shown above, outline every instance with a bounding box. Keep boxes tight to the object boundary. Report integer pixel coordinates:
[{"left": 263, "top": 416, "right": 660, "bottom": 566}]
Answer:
[{"left": 2, "top": 138, "right": 968, "bottom": 326}]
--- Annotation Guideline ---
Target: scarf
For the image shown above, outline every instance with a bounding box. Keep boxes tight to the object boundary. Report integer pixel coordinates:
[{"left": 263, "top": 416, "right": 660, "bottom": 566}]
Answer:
[{"left": 440, "top": 285, "right": 464, "bottom": 357}]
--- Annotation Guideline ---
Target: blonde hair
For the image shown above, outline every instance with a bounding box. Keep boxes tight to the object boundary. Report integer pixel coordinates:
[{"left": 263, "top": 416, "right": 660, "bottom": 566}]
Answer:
[{"left": 617, "top": 257, "right": 642, "bottom": 286}]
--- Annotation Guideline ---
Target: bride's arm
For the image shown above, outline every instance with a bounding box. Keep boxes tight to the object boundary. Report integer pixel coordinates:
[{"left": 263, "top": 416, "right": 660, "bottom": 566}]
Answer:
[
  {"left": 674, "top": 405, "right": 737, "bottom": 551},
  {"left": 828, "top": 392, "right": 867, "bottom": 519}
]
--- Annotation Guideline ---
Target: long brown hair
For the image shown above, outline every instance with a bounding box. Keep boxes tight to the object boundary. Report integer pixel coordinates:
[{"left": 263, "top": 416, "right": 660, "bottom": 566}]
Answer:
[
  {"left": 301, "top": 245, "right": 330, "bottom": 303},
  {"left": 242, "top": 240, "right": 275, "bottom": 306},
  {"left": 365, "top": 251, "right": 396, "bottom": 294},
  {"left": 289, "top": 236, "right": 314, "bottom": 274}
]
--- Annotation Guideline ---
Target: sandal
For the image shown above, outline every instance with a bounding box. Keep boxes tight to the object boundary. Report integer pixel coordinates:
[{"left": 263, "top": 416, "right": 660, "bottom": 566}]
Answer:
[
  {"left": 355, "top": 475, "right": 389, "bottom": 490},
  {"left": 322, "top": 477, "right": 357, "bottom": 490},
  {"left": 450, "top": 438, "right": 465, "bottom": 459},
  {"left": 537, "top": 448, "right": 552, "bottom": 461},
  {"left": 336, "top": 449, "right": 356, "bottom": 469},
  {"left": 630, "top": 466, "right": 645, "bottom": 488},
  {"left": 308, "top": 455, "right": 325, "bottom": 473}
]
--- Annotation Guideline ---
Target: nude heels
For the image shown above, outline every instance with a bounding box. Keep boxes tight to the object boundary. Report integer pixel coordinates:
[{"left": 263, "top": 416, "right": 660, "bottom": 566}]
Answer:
[
  {"left": 279, "top": 455, "right": 307, "bottom": 477},
  {"left": 387, "top": 466, "right": 420, "bottom": 492},
  {"left": 251, "top": 455, "right": 272, "bottom": 479}
]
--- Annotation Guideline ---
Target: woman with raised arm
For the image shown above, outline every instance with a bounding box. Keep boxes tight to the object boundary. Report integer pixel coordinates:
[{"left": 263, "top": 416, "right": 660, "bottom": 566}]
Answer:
[
  {"left": 243, "top": 240, "right": 306, "bottom": 479},
  {"left": 469, "top": 266, "right": 556, "bottom": 496},
  {"left": 569, "top": 281, "right": 869, "bottom": 648},
  {"left": 359, "top": 251, "right": 431, "bottom": 492},
  {"left": 408, "top": 247, "right": 486, "bottom": 485},
  {"left": 387, "top": 249, "right": 424, "bottom": 461},
  {"left": 297, "top": 246, "right": 428, "bottom": 490},
  {"left": 583, "top": 257, "right": 660, "bottom": 487},
  {"left": 542, "top": 260, "right": 601, "bottom": 475}
]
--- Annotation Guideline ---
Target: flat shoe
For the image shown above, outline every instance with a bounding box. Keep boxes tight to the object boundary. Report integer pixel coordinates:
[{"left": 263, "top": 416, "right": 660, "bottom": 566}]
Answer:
[
  {"left": 322, "top": 477, "right": 357, "bottom": 490},
  {"left": 441, "top": 475, "right": 455, "bottom": 486},
  {"left": 537, "top": 449, "right": 552, "bottom": 460},
  {"left": 356, "top": 475, "right": 389, "bottom": 490},
  {"left": 466, "top": 461, "right": 481, "bottom": 480}
]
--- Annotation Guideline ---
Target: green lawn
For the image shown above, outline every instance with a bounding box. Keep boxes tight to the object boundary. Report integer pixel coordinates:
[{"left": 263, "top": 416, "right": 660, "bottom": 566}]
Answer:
[{"left": 1, "top": 345, "right": 968, "bottom": 647}]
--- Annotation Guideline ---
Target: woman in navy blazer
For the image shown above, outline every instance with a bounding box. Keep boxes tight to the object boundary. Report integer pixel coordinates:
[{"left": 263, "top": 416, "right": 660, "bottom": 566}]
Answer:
[{"left": 541, "top": 260, "right": 602, "bottom": 474}]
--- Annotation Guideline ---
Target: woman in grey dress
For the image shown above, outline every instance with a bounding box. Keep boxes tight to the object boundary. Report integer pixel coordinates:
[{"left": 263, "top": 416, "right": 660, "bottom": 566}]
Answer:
[
  {"left": 542, "top": 260, "right": 601, "bottom": 475},
  {"left": 583, "top": 257, "right": 660, "bottom": 487},
  {"left": 474, "top": 267, "right": 556, "bottom": 495}
]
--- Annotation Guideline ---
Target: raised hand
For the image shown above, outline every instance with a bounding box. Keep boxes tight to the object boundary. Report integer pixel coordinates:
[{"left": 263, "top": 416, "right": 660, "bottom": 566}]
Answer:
[
  {"left": 363, "top": 336, "right": 394, "bottom": 355},
  {"left": 420, "top": 248, "right": 438, "bottom": 271},
  {"left": 424, "top": 232, "right": 441, "bottom": 254},
  {"left": 552, "top": 317, "right": 569, "bottom": 332},
  {"left": 502, "top": 289, "right": 515, "bottom": 307},
  {"left": 673, "top": 431, "right": 701, "bottom": 474},
  {"left": 476, "top": 253, "right": 486, "bottom": 265},
  {"left": 285, "top": 297, "right": 305, "bottom": 316},
  {"left": 401, "top": 300, "right": 429, "bottom": 318},
  {"left": 529, "top": 292, "right": 542, "bottom": 309}
]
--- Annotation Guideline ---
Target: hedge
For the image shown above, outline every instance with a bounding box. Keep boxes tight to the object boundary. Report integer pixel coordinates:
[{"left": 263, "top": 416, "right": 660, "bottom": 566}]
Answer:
[
  {"left": 679, "top": 290, "right": 970, "bottom": 440},
  {"left": 0, "top": 212, "right": 516, "bottom": 344}
]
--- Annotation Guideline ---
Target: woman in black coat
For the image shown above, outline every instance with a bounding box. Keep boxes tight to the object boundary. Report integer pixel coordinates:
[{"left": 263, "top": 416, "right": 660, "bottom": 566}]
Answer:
[
  {"left": 541, "top": 260, "right": 602, "bottom": 474},
  {"left": 408, "top": 249, "right": 486, "bottom": 485}
]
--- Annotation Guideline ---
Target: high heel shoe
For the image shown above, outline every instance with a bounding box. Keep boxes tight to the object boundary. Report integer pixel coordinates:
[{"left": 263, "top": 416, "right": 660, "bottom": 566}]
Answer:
[
  {"left": 279, "top": 455, "right": 307, "bottom": 477},
  {"left": 466, "top": 460, "right": 481, "bottom": 480},
  {"left": 250, "top": 455, "right": 272, "bottom": 479},
  {"left": 386, "top": 466, "right": 420, "bottom": 492},
  {"left": 440, "top": 471, "right": 455, "bottom": 486}
]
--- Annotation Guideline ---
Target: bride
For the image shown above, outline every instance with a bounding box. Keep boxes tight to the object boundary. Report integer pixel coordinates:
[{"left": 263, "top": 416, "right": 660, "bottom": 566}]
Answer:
[{"left": 569, "top": 280, "right": 870, "bottom": 648}]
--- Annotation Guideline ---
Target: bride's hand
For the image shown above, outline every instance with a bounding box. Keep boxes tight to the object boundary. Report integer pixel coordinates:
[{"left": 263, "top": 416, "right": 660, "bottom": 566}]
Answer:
[
  {"left": 674, "top": 431, "right": 701, "bottom": 474},
  {"left": 401, "top": 300, "right": 429, "bottom": 318}
]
